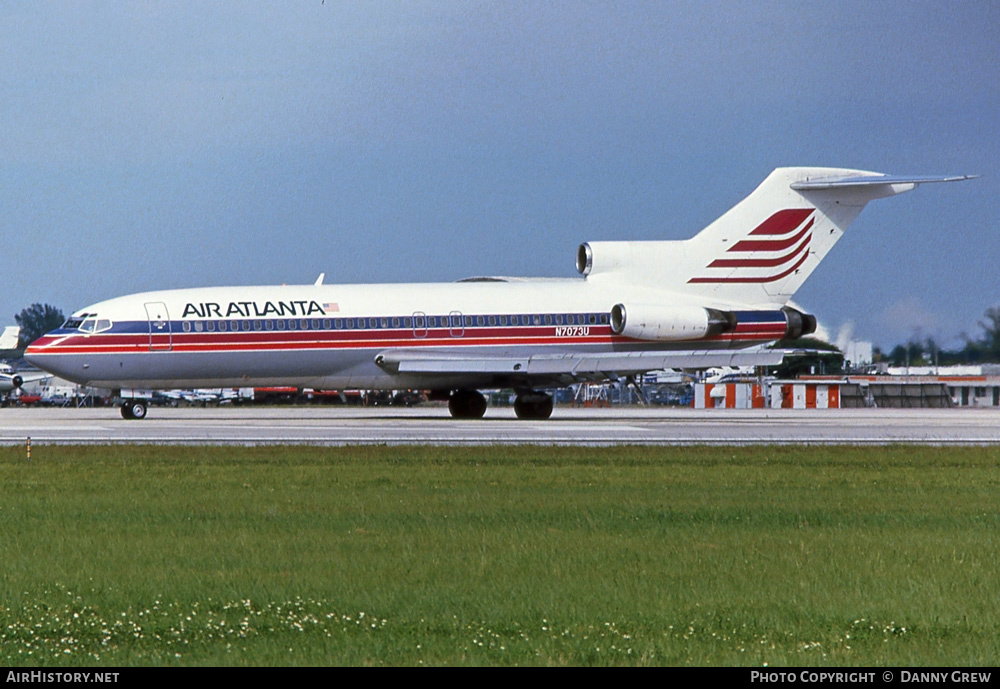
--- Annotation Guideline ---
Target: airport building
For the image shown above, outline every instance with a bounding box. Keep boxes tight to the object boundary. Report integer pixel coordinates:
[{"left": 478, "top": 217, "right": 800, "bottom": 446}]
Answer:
[{"left": 694, "top": 367, "right": 1000, "bottom": 409}]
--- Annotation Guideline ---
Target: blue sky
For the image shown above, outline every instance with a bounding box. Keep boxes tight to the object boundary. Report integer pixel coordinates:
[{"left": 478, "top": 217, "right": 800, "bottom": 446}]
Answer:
[{"left": 2, "top": 1, "right": 997, "bottom": 349}]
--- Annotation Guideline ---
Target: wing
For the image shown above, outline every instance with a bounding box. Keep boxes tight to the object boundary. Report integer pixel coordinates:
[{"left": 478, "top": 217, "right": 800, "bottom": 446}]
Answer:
[{"left": 374, "top": 348, "right": 784, "bottom": 387}]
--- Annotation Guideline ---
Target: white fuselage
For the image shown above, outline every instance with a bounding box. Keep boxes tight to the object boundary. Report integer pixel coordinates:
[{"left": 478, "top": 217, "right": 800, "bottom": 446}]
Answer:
[{"left": 24, "top": 277, "right": 788, "bottom": 391}]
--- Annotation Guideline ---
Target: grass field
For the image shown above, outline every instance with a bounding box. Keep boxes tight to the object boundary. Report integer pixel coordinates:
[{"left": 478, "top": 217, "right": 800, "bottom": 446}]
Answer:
[{"left": 1, "top": 444, "right": 998, "bottom": 666}]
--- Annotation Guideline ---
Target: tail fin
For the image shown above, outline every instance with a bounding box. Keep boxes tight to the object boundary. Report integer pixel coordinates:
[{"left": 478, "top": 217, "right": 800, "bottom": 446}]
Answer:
[
  {"left": 581, "top": 167, "right": 973, "bottom": 306},
  {"left": 0, "top": 326, "right": 21, "bottom": 350}
]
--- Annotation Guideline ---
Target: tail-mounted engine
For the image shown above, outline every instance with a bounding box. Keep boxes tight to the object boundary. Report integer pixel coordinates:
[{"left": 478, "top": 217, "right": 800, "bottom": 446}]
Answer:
[
  {"left": 577, "top": 240, "right": 685, "bottom": 278},
  {"left": 609, "top": 303, "right": 816, "bottom": 343},
  {"left": 781, "top": 306, "right": 817, "bottom": 340},
  {"left": 610, "top": 304, "right": 736, "bottom": 341}
]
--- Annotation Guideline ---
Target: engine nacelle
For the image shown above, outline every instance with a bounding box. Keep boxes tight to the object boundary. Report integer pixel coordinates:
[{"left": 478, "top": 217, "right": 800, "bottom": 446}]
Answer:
[
  {"left": 610, "top": 303, "right": 736, "bottom": 341},
  {"left": 610, "top": 304, "right": 817, "bottom": 343},
  {"left": 782, "top": 307, "right": 817, "bottom": 340},
  {"left": 577, "top": 240, "right": 689, "bottom": 278}
]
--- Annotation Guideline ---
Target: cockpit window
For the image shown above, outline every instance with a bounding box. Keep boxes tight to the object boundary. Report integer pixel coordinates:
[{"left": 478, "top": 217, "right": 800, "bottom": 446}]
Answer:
[
  {"left": 77, "top": 318, "right": 113, "bottom": 334},
  {"left": 63, "top": 318, "right": 85, "bottom": 329}
]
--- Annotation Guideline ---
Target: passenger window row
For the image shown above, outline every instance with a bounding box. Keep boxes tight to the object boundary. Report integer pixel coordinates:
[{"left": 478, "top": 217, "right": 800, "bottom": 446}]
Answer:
[{"left": 177, "top": 312, "right": 610, "bottom": 334}]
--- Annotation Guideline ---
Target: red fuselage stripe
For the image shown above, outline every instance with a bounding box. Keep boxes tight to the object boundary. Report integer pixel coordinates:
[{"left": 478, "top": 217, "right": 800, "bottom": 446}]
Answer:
[{"left": 29, "top": 323, "right": 789, "bottom": 355}]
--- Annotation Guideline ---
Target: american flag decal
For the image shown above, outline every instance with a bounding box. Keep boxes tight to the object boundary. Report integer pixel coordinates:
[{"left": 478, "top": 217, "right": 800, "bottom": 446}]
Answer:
[
  {"left": 689, "top": 208, "right": 815, "bottom": 284},
  {"left": 323, "top": 302, "right": 340, "bottom": 312}
]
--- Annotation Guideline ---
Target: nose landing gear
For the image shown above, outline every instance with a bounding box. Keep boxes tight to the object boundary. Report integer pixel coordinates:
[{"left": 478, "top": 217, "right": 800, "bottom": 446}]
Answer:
[{"left": 120, "top": 399, "right": 148, "bottom": 420}]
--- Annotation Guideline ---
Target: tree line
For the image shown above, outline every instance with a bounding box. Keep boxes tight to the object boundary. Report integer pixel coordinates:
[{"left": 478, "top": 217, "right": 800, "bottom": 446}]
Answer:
[
  {"left": 756, "top": 305, "right": 1000, "bottom": 378},
  {"left": 4, "top": 303, "right": 66, "bottom": 356},
  {"left": 876, "top": 306, "right": 1000, "bottom": 367}
]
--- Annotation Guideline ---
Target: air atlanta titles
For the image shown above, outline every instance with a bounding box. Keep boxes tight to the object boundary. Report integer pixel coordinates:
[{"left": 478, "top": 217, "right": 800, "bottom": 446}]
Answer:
[{"left": 182, "top": 300, "right": 327, "bottom": 319}]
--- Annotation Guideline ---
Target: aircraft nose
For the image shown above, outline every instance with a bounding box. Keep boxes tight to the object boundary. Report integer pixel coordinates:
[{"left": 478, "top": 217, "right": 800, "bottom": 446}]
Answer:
[
  {"left": 24, "top": 338, "right": 77, "bottom": 381},
  {"left": 24, "top": 344, "right": 51, "bottom": 371},
  {"left": 23, "top": 340, "right": 44, "bottom": 365}
]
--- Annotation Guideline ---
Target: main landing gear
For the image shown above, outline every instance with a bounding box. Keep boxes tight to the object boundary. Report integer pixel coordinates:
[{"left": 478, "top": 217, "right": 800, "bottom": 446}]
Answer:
[
  {"left": 513, "top": 390, "right": 553, "bottom": 420},
  {"left": 448, "top": 389, "right": 488, "bottom": 419},
  {"left": 444, "top": 389, "right": 555, "bottom": 420},
  {"left": 120, "top": 399, "right": 148, "bottom": 420}
]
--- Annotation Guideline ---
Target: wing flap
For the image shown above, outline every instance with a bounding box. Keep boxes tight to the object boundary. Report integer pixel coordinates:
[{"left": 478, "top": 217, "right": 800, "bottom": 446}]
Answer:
[{"left": 397, "top": 357, "right": 528, "bottom": 374}]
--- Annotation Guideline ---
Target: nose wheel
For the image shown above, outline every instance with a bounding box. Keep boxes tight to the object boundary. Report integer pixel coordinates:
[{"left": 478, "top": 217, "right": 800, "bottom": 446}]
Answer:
[{"left": 120, "top": 399, "right": 148, "bottom": 420}]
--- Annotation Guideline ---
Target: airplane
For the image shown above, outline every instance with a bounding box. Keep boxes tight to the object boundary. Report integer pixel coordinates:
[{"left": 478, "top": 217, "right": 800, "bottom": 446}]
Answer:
[
  {"left": 0, "top": 327, "right": 52, "bottom": 394},
  {"left": 24, "top": 167, "right": 973, "bottom": 420},
  {"left": 0, "top": 325, "right": 21, "bottom": 351},
  {"left": 0, "top": 363, "right": 27, "bottom": 394},
  {"left": 0, "top": 363, "right": 52, "bottom": 394}
]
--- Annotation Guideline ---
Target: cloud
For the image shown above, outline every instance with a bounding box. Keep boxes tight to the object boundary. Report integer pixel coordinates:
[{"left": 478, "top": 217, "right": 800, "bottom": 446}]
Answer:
[{"left": 877, "top": 297, "right": 965, "bottom": 347}]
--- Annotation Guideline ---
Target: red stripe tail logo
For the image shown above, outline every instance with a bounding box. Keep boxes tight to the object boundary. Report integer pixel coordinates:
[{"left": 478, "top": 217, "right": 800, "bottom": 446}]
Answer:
[{"left": 688, "top": 208, "right": 815, "bottom": 284}]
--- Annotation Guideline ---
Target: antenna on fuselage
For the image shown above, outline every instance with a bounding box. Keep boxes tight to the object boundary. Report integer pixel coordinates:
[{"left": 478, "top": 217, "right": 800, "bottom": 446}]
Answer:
[{"left": 314, "top": 273, "right": 325, "bottom": 286}]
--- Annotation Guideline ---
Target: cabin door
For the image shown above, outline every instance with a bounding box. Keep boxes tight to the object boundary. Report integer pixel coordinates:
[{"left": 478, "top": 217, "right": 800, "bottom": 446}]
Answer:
[
  {"left": 412, "top": 311, "right": 428, "bottom": 339},
  {"left": 144, "top": 302, "right": 173, "bottom": 351},
  {"left": 449, "top": 311, "right": 465, "bottom": 337}
]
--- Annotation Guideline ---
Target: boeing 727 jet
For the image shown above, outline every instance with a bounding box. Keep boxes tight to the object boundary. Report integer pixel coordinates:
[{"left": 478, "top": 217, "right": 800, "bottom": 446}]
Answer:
[{"left": 25, "top": 167, "right": 972, "bottom": 419}]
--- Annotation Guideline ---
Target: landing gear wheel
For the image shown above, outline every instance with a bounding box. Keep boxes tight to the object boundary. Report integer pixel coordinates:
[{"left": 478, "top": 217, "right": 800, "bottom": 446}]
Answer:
[
  {"left": 514, "top": 391, "right": 554, "bottom": 420},
  {"left": 120, "top": 399, "right": 148, "bottom": 420},
  {"left": 448, "top": 390, "right": 487, "bottom": 419}
]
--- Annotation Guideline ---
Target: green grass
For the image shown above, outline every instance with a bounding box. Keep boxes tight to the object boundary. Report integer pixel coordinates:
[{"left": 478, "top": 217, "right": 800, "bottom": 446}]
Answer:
[{"left": 1, "top": 445, "right": 998, "bottom": 665}]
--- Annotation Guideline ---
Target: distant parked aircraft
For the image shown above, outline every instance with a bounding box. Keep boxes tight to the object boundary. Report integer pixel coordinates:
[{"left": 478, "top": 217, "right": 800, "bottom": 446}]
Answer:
[
  {"left": 1, "top": 327, "right": 52, "bottom": 393},
  {"left": 0, "top": 326, "right": 20, "bottom": 351},
  {"left": 0, "top": 362, "right": 51, "bottom": 394}
]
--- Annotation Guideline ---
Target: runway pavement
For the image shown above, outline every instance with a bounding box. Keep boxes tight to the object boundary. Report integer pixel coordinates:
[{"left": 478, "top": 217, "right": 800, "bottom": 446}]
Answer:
[{"left": 1, "top": 405, "right": 999, "bottom": 445}]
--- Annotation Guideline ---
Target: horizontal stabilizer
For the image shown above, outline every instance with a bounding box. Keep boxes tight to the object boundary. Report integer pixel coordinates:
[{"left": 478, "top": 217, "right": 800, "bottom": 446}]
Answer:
[{"left": 790, "top": 174, "right": 976, "bottom": 190}]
